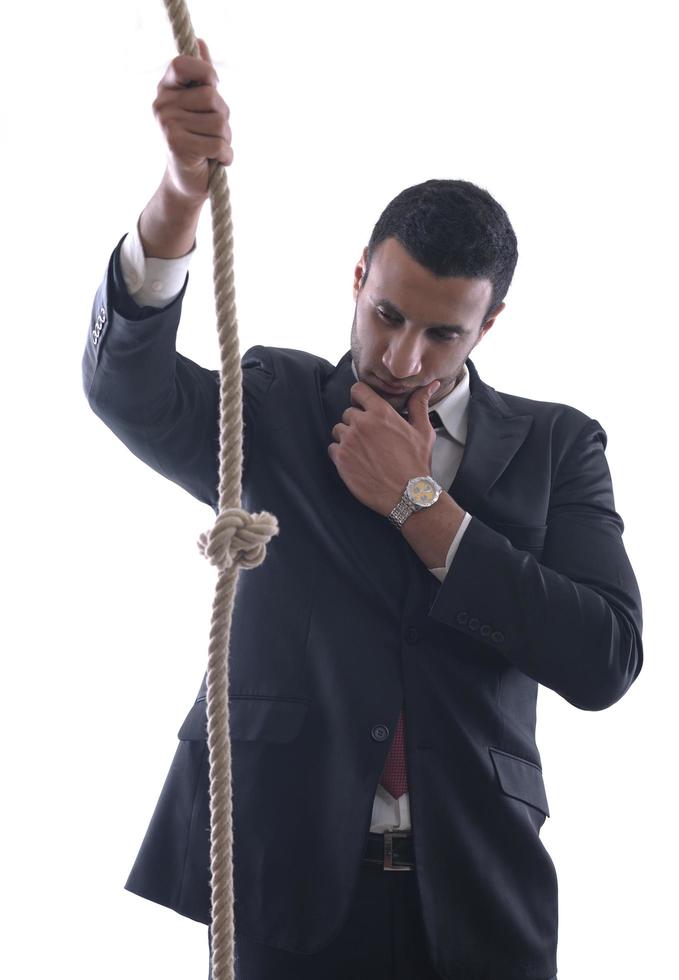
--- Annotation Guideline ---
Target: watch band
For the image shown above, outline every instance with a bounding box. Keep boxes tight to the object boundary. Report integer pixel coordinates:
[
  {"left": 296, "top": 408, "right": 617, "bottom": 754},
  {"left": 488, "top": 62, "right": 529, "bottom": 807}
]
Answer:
[{"left": 387, "top": 494, "right": 417, "bottom": 528}]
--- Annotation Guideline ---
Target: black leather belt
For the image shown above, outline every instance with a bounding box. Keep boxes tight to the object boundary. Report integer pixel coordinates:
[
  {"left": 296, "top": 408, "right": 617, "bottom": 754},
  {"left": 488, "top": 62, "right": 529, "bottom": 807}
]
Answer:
[{"left": 363, "top": 831, "right": 415, "bottom": 871}]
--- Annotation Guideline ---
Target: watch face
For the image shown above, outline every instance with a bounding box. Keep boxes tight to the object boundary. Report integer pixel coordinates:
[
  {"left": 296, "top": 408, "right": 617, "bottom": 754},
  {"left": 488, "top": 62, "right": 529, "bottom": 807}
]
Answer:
[{"left": 407, "top": 477, "right": 437, "bottom": 505}]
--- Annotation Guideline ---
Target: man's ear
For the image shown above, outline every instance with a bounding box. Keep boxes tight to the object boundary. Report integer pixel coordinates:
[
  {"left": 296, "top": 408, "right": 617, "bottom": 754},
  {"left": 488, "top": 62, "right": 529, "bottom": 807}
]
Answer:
[
  {"left": 473, "top": 302, "right": 506, "bottom": 347},
  {"left": 352, "top": 246, "right": 369, "bottom": 300}
]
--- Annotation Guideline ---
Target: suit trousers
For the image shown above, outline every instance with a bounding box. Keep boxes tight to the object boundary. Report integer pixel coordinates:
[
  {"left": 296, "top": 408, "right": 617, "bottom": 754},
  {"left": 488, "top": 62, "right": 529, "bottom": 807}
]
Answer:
[{"left": 206, "top": 857, "right": 558, "bottom": 980}]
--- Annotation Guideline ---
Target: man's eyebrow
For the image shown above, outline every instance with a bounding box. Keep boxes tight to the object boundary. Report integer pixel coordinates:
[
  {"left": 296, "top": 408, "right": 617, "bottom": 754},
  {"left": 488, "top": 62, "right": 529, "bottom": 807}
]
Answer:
[{"left": 371, "top": 296, "right": 470, "bottom": 334}]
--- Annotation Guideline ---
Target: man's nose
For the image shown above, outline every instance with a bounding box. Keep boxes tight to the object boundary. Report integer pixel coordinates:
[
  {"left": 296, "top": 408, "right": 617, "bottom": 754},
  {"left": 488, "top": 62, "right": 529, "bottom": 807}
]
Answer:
[{"left": 382, "top": 341, "right": 422, "bottom": 380}]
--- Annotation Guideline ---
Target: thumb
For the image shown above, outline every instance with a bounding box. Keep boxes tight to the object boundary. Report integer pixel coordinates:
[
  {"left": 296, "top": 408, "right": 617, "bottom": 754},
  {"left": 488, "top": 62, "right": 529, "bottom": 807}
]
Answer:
[
  {"left": 406, "top": 380, "right": 440, "bottom": 430},
  {"left": 196, "top": 38, "right": 212, "bottom": 64}
]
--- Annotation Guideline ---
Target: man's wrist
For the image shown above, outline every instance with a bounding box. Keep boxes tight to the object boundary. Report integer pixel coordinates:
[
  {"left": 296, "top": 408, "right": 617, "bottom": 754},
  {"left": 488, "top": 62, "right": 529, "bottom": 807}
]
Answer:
[
  {"left": 160, "top": 170, "right": 210, "bottom": 214},
  {"left": 138, "top": 173, "right": 208, "bottom": 259}
]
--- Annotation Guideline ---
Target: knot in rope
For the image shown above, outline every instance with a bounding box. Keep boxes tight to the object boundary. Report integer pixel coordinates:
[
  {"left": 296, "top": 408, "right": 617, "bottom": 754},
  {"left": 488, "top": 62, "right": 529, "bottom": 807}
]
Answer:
[{"left": 197, "top": 508, "right": 279, "bottom": 572}]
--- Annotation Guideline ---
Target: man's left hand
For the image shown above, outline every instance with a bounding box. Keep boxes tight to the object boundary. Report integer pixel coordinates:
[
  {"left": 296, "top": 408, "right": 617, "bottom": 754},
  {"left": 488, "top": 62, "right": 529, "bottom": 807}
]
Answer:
[{"left": 328, "top": 379, "right": 441, "bottom": 517}]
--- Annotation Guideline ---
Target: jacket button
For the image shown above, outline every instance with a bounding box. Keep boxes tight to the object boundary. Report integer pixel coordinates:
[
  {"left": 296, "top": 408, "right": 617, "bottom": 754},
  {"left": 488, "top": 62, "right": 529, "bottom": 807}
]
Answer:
[
  {"left": 371, "top": 724, "right": 390, "bottom": 742},
  {"left": 456, "top": 611, "right": 468, "bottom": 625},
  {"left": 468, "top": 617, "right": 480, "bottom": 631},
  {"left": 491, "top": 630, "right": 505, "bottom": 644},
  {"left": 405, "top": 627, "right": 418, "bottom": 644},
  {"left": 480, "top": 624, "right": 492, "bottom": 637}
]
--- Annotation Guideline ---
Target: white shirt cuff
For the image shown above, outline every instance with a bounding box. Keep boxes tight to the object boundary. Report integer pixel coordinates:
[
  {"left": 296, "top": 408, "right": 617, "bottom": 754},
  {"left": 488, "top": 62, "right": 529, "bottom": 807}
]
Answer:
[
  {"left": 428, "top": 511, "right": 472, "bottom": 582},
  {"left": 118, "top": 212, "right": 196, "bottom": 308}
]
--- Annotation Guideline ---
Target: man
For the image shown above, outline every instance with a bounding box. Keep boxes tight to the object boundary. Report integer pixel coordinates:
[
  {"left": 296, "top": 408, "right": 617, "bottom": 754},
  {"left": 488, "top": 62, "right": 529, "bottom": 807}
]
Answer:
[{"left": 82, "top": 40, "right": 643, "bottom": 980}]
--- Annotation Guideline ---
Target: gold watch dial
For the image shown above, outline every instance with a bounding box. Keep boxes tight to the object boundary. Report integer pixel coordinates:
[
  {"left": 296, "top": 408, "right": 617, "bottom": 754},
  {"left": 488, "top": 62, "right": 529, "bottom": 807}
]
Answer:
[{"left": 409, "top": 478, "right": 436, "bottom": 505}]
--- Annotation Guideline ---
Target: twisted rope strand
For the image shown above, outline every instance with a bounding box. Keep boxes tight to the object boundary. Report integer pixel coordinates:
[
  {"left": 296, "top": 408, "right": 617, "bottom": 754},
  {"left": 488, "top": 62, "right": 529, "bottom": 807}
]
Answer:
[{"left": 160, "top": 3, "right": 280, "bottom": 977}]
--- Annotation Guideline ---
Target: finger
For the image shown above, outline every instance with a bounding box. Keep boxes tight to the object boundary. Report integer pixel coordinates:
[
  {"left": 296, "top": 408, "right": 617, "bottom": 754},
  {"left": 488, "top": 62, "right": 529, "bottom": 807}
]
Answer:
[
  {"left": 162, "top": 53, "right": 220, "bottom": 91},
  {"left": 404, "top": 384, "right": 433, "bottom": 428},
  {"left": 349, "top": 381, "right": 374, "bottom": 408},
  {"left": 161, "top": 107, "right": 231, "bottom": 142},
  {"left": 155, "top": 84, "right": 229, "bottom": 116},
  {"left": 166, "top": 128, "right": 233, "bottom": 165}
]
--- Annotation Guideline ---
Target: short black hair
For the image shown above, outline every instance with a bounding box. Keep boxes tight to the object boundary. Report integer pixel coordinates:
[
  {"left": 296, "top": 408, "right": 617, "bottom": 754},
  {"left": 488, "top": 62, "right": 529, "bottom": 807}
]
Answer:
[{"left": 362, "top": 178, "right": 518, "bottom": 325}]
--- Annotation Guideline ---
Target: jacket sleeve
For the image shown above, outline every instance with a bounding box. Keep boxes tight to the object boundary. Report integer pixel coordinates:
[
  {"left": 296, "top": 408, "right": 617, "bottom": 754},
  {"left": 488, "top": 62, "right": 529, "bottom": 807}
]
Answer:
[
  {"left": 427, "top": 417, "right": 643, "bottom": 711},
  {"left": 82, "top": 234, "right": 275, "bottom": 511}
]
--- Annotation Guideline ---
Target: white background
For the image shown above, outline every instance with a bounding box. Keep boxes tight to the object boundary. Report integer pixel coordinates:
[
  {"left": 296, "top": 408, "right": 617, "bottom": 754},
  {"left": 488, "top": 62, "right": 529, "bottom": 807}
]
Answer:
[{"left": 2, "top": 0, "right": 675, "bottom": 977}]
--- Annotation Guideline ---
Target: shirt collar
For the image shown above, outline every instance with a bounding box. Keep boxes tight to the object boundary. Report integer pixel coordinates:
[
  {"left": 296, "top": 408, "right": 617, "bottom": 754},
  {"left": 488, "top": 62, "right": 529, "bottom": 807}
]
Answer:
[{"left": 350, "top": 359, "right": 470, "bottom": 446}]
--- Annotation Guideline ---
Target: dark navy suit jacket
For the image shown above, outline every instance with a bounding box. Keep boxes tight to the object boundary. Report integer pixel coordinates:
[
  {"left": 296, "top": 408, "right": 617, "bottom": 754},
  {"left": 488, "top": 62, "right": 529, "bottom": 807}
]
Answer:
[{"left": 82, "top": 235, "right": 643, "bottom": 980}]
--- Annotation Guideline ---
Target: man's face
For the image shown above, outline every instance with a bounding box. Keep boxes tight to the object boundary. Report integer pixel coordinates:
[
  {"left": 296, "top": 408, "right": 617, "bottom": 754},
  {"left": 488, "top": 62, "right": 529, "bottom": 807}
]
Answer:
[{"left": 350, "top": 237, "right": 505, "bottom": 412}]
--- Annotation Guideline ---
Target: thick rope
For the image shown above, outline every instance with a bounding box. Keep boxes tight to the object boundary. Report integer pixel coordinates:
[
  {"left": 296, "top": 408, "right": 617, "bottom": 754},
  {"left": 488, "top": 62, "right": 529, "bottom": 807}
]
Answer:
[{"left": 160, "top": 4, "right": 280, "bottom": 978}]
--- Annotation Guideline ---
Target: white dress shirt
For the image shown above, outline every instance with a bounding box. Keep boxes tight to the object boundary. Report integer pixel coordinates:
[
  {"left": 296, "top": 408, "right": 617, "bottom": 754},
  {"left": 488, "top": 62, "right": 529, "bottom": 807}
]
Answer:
[{"left": 118, "top": 214, "right": 473, "bottom": 832}]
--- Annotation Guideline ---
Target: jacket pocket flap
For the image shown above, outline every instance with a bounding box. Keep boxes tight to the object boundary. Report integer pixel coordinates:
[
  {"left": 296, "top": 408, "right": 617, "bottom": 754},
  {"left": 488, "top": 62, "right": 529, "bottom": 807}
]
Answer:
[
  {"left": 178, "top": 696, "right": 310, "bottom": 743},
  {"left": 489, "top": 747, "right": 550, "bottom": 817}
]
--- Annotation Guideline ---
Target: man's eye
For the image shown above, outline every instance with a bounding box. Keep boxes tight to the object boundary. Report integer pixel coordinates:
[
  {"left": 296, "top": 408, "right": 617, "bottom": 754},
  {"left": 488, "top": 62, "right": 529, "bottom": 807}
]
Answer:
[{"left": 377, "top": 308, "right": 456, "bottom": 340}]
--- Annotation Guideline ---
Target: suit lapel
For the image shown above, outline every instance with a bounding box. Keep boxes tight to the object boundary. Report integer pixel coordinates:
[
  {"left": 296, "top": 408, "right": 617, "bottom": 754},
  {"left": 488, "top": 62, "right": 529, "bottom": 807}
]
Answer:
[{"left": 449, "top": 358, "right": 534, "bottom": 509}]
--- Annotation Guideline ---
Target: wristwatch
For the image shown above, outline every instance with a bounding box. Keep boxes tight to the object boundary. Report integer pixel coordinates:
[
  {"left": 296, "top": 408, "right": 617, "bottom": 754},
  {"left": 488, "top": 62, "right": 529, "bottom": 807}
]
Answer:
[{"left": 387, "top": 475, "right": 443, "bottom": 528}]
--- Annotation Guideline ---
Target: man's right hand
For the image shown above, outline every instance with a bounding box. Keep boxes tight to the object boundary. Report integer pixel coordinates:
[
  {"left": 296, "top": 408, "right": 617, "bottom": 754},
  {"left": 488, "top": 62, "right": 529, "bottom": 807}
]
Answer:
[{"left": 152, "top": 38, "right": 233, "bottom": 203}]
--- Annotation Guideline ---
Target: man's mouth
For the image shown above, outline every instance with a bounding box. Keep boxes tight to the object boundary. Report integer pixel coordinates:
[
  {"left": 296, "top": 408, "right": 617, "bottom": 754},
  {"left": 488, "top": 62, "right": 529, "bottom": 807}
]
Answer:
[{"left": 374, "top": 375, "right": 416, "bottom": 395}]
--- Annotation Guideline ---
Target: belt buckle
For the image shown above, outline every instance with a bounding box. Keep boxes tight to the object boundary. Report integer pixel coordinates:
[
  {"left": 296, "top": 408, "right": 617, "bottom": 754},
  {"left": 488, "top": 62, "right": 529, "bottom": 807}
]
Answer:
[{"left": 383, "top": 831, "right": 413, "bottom": 871}]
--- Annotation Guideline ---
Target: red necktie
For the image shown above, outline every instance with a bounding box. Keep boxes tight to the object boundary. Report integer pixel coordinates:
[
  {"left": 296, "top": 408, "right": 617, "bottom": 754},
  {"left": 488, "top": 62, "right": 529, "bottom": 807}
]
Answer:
[
  {"left": 378, "top": 414, "right": 440, "bottom": 799},
  {"left": 379, "top": 705, "right": 408, "bottom": 798}
]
